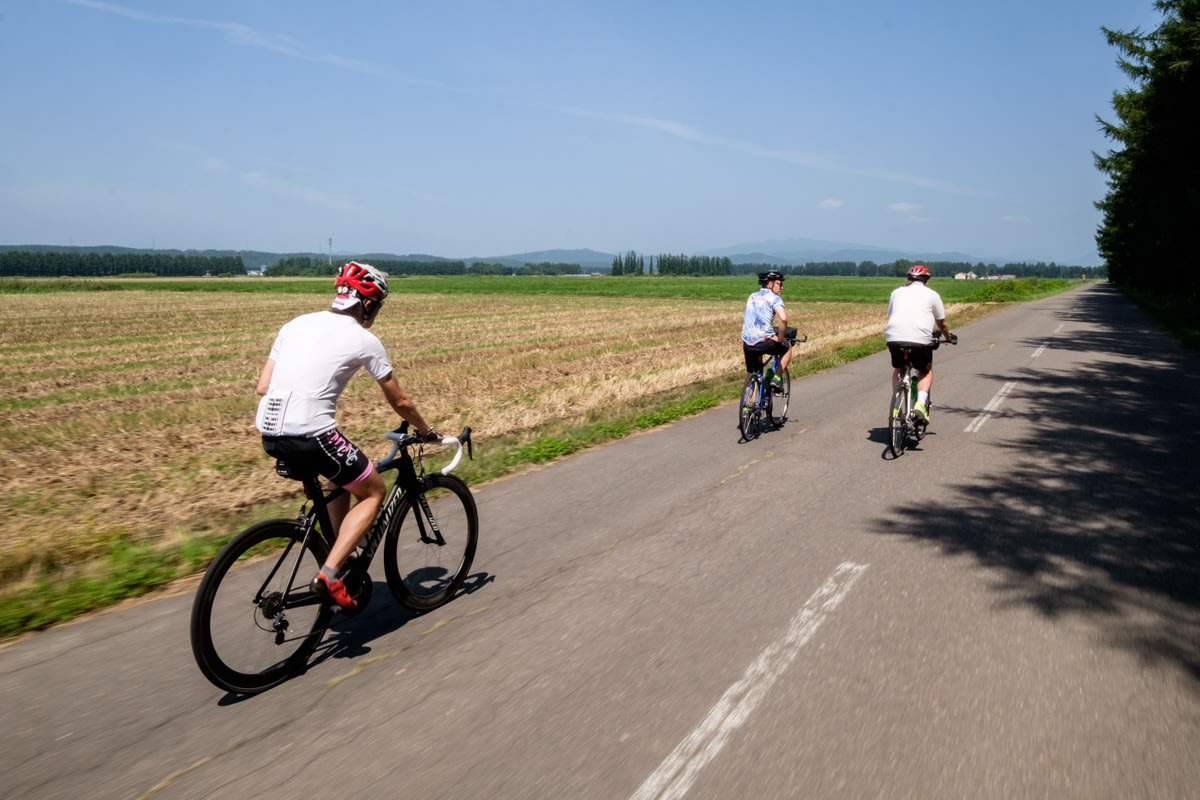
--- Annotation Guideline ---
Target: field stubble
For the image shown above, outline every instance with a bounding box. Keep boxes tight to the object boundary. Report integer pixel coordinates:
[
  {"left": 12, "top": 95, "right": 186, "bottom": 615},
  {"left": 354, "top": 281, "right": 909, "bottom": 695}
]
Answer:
[{"left": 0, "top": 288, "right": 973, "bottom": 590}]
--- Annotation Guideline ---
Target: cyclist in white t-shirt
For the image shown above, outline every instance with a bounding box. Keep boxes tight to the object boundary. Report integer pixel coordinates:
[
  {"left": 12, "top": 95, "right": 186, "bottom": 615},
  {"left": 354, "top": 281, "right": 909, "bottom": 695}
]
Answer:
[
  {"left": 884, "top": 265, "right": 956, "bottom": 423},
  {"left": 255, "top": 261, "right": 438, "bottom": 609}
]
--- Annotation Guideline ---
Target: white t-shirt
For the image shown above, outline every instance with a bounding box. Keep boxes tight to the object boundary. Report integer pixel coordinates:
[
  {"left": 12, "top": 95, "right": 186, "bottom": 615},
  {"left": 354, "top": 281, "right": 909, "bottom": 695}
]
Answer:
[
  {"left": 885, "top": 282, "right": 945, "bottom": 343},
  {"left": 255, "top": 311, "right": 392, "bottom": 437}
]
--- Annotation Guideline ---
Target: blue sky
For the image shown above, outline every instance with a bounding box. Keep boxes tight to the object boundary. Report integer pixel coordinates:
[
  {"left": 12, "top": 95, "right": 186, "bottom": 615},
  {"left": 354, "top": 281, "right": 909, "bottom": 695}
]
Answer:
[{"left": 0, "top": 1, "right": 1163, "bottom": 265}]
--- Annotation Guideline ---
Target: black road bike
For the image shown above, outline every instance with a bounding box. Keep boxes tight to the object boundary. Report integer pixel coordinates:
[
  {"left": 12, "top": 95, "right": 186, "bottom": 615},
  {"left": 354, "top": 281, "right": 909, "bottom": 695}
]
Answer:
[{"left": 190, "top": 423, "right": 478, "bottom": 694}]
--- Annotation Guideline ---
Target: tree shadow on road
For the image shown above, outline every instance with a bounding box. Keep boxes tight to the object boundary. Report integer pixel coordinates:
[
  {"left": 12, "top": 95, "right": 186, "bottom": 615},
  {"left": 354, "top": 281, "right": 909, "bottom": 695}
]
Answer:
[{"left": 870, "top": 285, "right": 1200, "bottom": 686}]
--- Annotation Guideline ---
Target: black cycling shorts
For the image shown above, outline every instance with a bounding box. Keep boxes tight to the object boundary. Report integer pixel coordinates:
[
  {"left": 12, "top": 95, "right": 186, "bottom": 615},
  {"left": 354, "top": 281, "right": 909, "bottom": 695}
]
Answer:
[
  {"left": 743, "top": 339, "right": 789, "bottom": 373},
  {"left": 262, "top": 428, "right": 374, "bottom": 488},
  {"left": 888, "top": 342, "right": 934, "bottom": 371}
]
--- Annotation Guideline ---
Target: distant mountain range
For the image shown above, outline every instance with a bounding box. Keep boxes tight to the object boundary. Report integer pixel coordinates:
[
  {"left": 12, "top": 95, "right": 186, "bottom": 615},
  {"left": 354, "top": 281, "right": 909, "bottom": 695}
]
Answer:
[{"left": 1, "top": 239, "right": 1100, "bottom": 268}]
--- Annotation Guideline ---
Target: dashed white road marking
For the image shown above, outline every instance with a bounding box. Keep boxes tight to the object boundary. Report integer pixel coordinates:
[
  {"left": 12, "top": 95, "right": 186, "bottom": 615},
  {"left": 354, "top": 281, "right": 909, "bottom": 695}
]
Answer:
[
  {"left": 629, "top": 562, "right": 869, "bottom": 800},
  {"left": 965, "top": 381, "right": 1017, "bottom": 433},
  {"left": 1032, "top": 342, "right": 1048, "bottom": 358}
]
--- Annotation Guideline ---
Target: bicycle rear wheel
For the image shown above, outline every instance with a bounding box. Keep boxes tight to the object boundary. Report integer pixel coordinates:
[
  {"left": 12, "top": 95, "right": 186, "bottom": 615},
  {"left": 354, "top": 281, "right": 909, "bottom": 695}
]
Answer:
[
  {"left": 384, "top": 474, "right": 479, "bottom": 612},
  {"left": 888, "top": 385, "right": 909, "bottom": 457},
  {"left": 769, "top": 367, "right": 791, "bottom": 425},
  {"left": 190, "top": 520, "right": 331, "bottom": 694},
  {"left": 739, "top": 373, "right": 763, "bottom": 441}
]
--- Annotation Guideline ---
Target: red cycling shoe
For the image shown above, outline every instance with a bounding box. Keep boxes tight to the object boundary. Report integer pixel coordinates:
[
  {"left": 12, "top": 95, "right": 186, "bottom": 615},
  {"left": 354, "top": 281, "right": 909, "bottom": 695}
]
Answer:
[{"left": 311, "top": 572, "right": 357, "bottom": 610}]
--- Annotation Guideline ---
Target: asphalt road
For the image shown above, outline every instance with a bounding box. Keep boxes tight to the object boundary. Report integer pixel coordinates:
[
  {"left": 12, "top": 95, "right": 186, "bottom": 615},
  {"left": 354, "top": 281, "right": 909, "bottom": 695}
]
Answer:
[{"left": 2, "top": 283, "right": 1198, "bottom": 800}]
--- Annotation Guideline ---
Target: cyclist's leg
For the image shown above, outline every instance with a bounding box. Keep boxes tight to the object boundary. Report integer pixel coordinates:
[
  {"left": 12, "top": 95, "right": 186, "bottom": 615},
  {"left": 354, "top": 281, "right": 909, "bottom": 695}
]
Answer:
[
  {"left": 887, "top": 343, "right": 907, "bottom": 397},
  {"left": 913, "top": 347, "right": 934, "bottom": 405},
  {"left": 306, "top": 428, "right": 385, "bottom": 572},
  {"left": 917, "top": 365, "right": 933, "bottom": 397},
  {"left": 326, "top": 468, "right": 384, "bottom": 571}
]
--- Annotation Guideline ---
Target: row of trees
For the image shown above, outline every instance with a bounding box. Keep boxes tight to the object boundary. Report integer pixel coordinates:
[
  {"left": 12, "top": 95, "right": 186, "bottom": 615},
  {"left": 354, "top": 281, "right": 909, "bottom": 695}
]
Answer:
[
  {"left": 610, "top": 252, "right": 738, "bottom": 276},
  {"left": 734, "top": 260, "right": 1105, "bottom": 279},
  {"left": 609, "top": 251, "right": 1104, "bottom": 279},
  {"left": 1094, "top": 0, "right": 1198, "bottom": 302},
  {"left": 266, "top": 257, "right": 469, "bottom": 276},
  {"left": 469, "top": 261, "right": 584, "bottom": 275},
  {"left": 1, "top": 250, "right": 1104, "bottom": 281},
  {"left": 266, "top": 257, "right": 586, "bottom": 277},
  {"left": 0, "top": 250, "right": 244, "bottom": 277}
]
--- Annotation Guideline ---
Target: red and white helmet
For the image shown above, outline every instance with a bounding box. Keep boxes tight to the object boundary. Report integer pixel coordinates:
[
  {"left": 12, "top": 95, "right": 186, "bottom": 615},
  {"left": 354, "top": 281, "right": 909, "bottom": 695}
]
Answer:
[
  {"left": 907, "top": 264, "right": 931, "bottom": 281},
  {"left": 332, "top": 261, "right": 389, "bottom": 312}
]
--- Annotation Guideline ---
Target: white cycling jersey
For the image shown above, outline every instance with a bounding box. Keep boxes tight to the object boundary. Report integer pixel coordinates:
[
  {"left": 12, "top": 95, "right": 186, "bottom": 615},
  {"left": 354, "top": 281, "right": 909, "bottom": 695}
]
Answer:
[
  {"left": 885, "top": 282, "right": 945, "bottom": 343},
  {"left": 255, "top": 310, "right": 392, "bottom": 437}
]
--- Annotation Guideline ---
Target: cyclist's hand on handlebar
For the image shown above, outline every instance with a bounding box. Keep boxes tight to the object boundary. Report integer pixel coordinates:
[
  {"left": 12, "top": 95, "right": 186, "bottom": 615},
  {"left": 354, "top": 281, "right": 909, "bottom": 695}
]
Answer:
[
  {"left": 421, "top": 427, "right": 442, "bottom": 443},
  {"left": 949, "top": 333, "right": 958, "bottom": 345}
]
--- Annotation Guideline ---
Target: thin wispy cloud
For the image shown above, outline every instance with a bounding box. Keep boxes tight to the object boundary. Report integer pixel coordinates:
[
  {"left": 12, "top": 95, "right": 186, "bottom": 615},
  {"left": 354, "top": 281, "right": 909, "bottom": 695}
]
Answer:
[
  {"left": 64, "top": 0, "right": 440, "bottom": 84},
  {"left": 888, "top": 201, "right": 939, "bottom": 224},
  {"left": 242, "top": 172, "right": 360, "bottom": 213},
  {"left": 562, "top": 106, "right": 995, "bottom": 199},
  {"left": 818, "top": 199, "right": 844, "bottom": 209}
]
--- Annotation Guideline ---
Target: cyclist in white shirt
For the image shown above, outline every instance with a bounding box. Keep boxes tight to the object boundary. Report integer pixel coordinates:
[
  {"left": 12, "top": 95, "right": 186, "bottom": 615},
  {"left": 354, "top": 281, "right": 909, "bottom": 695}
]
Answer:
[
  {"left": 255, "top": 261, "right": 438, "bottom": 609},
  {"left": 885, "top": 264, "right": 956, "bottom": 423}
]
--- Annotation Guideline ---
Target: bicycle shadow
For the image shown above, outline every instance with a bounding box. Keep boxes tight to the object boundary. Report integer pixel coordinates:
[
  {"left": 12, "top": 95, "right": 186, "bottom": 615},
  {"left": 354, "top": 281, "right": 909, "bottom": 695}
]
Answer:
[
  {"left": 867, "top": 285, "right": 1200, "bottom": 687},
  {"left": 868, "top": 421, "right": 946, "bottom": 460},
  {"left": 214, "top": 571, "right": 495, "bottom": 703},
  {"left": 311, "top": 570, "right": 495, "bottom": 666},
  {"left": 739, "top": 416, "right": 792, "bottom": 443}
]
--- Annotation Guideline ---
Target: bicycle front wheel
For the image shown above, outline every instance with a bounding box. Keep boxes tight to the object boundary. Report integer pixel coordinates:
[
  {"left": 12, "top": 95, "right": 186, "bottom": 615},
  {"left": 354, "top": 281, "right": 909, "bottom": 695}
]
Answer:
[
  {"left": 769, "top": 367, "right": 791, "bottom": 425},
  {"left": 888, "top": 385, "right": 909, "bottom": 457},
  {"left": 739, "top": 373, "right": 762, "bottom": 441},
  {"left": 384, "top": 474, "right": 479, "bottom": 612},
  {"left": 190, "top": 520, "right": 332, "bottom": 695}
]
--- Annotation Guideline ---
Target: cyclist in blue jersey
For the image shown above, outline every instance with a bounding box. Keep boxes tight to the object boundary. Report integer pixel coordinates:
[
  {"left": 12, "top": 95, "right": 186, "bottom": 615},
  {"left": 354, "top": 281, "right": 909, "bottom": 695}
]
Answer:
[{"left": 741, "top": 270, "right": 792, "bottom": 380}]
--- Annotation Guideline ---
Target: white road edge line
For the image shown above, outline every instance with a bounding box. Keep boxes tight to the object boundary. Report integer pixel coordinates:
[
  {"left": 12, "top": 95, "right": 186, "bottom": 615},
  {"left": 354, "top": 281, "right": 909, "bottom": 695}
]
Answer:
[
  {"left": 965, "top": 381, "right": 1017, "bottom": 433},
  {"left": 1031, "top": 342, "right": 1048, "bottom": 358},
  {"left": 629, "top": 562, "right": 869, "bottom": 800}
]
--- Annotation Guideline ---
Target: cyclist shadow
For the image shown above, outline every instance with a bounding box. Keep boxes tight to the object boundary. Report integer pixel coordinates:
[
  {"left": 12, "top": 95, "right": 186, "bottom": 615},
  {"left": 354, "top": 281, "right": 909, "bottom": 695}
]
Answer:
[
  {"left": 307, "top": 571, "right": 495, "bottom": 667},
  {"left": 740, "top": 417, "right": 790, "bottom": 443},
  {"left": 867, "top": 425, "right": 936, "bottom": 459}
]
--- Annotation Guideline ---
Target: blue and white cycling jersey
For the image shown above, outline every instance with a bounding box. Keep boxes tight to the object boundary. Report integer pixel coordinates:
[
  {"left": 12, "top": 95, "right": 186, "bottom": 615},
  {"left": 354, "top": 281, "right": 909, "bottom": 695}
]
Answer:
[{"left": 741, "top": 288, "right": 784, "bottom": 345}]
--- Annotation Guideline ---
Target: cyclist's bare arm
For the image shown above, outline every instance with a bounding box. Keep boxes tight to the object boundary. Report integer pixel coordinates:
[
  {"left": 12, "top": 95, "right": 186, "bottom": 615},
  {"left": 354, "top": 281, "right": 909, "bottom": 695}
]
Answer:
[
  {"left": 773, "top": 306, "right": 789, "bottom": 341},
  {"left": 255, "top": 358, "right": 275, "bottom": 396},
  {"left": 378, "top": 372, "right": 434, "bottom": 436},
  {"left": 936, "top": 318, "right": 953, "bottom": 341}
]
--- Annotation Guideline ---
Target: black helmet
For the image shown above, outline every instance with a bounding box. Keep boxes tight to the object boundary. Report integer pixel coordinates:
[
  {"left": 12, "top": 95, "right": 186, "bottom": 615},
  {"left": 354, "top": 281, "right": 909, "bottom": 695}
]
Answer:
[{"left": 758, "top": 270, "right": 785, "bottom": 286}]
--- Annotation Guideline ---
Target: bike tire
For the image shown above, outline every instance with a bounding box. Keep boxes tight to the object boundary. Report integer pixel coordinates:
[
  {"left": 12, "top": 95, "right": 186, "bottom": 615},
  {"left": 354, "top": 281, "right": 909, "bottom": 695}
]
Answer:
[
  {"left": 769, "top": 367, "right": 791, "bottom": 425},
  {"left": 384, "top": 474, "right": 479, "bottom": 612},
  {"left": 190, "top": 519, "right": 332, "bottom": 694},
  {"left": 739, "top": 373, "right": 762, "bottom": 441},
  {"left": 888, "top": 385, "right": 909, "bottom": 457}
]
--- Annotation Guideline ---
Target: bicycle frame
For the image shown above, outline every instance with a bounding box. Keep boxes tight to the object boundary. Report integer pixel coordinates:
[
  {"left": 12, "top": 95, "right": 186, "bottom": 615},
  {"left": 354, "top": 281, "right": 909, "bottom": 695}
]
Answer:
[
  {"left": 752, "top": 331, "right": 806, "bottom": 406},
  {"left": 284, "top": 425, "right": 472, "bottom": 603}
]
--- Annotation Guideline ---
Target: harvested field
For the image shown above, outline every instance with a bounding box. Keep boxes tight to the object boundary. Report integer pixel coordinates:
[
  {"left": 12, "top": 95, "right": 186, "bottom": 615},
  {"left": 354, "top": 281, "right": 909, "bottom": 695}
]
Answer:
[{"left": 0, "top": 285, "right": 973, "bottom": 580}]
